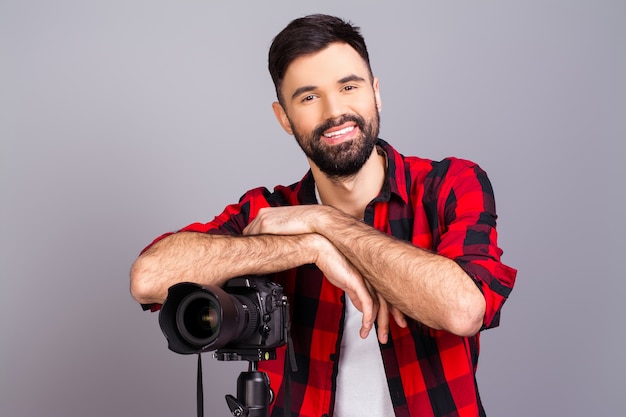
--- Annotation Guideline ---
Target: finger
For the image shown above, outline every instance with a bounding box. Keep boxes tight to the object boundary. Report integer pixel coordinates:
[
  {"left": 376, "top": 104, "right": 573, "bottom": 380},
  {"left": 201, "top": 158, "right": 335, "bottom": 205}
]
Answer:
[
  {"left": 359, "top": 301, "right": 375, "bottom": 340},
  {"left": 243, "top": 217, "right": 262, "bottom": 235},
  {"left": 348, "top": 288, "right": 375, "bottom": 339},
  {"left": 242, "top": 220, "right": 255, "bottom": 235},
  {"left": 243, "top": 208, "right": 268, "bottom": 235},
  {"left": 390, "top": 305, "right": 408, "bottom": 328},
  {"left": 352, "top": 281, "right": 380, "bottom": 339},
  {"left": 363, "top": 280, "right": 378, "bottom": 303},
  {"left": 376, "top": 294, "right": 390, "bottom": 344}
]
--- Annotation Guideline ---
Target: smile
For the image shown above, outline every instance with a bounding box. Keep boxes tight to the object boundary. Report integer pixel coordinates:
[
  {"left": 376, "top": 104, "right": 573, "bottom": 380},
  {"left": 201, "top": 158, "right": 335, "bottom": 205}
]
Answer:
[{"left": 323, "top": 125, "right": 355, "bottom": 138}]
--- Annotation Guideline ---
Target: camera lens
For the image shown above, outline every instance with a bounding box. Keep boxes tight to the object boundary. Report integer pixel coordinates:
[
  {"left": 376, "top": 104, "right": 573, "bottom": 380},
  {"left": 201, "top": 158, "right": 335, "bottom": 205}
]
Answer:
[
  {"left": 196, "top": 304, "right": 219, "bottom": 332},
  {"left": 176, "top": 292, "right": 221, "bottom": 346},
  {"left": 160, "top": 279, "right": 282, "bottom": 354}
]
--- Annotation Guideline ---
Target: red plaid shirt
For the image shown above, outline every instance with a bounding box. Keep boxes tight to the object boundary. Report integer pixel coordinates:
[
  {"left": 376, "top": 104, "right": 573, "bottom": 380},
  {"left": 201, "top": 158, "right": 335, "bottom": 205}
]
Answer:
[{"left": 160, "top": 140, "right": 517, "bottom": 417}]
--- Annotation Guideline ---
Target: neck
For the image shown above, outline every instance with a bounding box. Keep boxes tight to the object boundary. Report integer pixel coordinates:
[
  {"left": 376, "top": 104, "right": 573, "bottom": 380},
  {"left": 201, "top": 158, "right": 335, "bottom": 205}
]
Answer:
[{"left": 311, "top": 147, "right": 387, "bottom": 219}]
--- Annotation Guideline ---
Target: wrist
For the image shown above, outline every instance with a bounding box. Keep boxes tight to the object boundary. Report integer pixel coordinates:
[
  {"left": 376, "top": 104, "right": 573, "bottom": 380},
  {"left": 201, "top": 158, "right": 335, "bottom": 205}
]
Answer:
[{"left": 304, "top": 232, "right": 330, "bottom": 265}]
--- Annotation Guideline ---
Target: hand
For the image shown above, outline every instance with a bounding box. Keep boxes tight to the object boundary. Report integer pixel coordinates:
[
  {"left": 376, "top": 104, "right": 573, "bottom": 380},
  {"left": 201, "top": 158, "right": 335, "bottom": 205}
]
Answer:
[
  {"left": 243, "top": 206, "right": 326, "bottom": 236},
  {"left": 245, "top": 208, "right": 413, "bottom": 343},
  {"left": 245, "top": 211, "right": 376, "bottom": 339},
  {"left": 372, "top": 289, "right": 408, "bottom": 344},
  {"left": 312, "top": 235, "right": 377, "bottom": 339}
]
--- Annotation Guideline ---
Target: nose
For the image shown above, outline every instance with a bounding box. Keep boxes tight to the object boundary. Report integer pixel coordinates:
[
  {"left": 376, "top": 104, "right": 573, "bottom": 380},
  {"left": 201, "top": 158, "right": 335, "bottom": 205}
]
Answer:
[{"left": 322, "top": 93, "right": 347, "bottom": 121}]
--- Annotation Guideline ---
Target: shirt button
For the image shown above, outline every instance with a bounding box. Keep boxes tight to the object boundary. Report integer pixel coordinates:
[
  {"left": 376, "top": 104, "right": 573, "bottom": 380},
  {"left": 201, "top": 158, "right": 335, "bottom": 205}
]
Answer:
[{"left": 329, "top": 353, "right": 337, "bottom": 361}]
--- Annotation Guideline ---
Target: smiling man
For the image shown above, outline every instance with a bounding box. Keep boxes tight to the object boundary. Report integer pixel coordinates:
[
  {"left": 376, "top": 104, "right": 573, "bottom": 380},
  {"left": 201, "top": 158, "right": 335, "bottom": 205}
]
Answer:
[
  {"left": 130, "top": 14, "right": 517, "bottom": 417},
  {"left": 272, "top": 42, "right": 382, "bottom": 183}
]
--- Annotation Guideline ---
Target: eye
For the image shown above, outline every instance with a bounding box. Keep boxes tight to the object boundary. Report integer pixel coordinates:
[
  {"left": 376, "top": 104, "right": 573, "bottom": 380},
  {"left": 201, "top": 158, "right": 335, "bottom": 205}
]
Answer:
[
  {"left": 301, "top": 94, "right": 316, "bottom": 103},
  {"left": 342, "top": 85, "right": 357, "bottom": 92}
]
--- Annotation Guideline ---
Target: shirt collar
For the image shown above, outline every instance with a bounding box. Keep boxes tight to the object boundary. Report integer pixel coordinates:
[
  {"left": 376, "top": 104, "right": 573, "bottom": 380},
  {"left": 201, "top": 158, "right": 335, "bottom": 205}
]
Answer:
[
  {"left": 297, "top": 139, "right": 410, "bottom": 205},
  {"left": 376, "top": 139, "right": 409, "bottom": 204}
]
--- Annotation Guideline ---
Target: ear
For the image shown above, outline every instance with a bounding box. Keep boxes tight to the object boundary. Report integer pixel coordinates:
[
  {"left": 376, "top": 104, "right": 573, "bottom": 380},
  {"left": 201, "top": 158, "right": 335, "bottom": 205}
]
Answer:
[
  {"left": 272, "top": 102, "right": 294, "bottom": 135},
  {"left": 372, "top": 77, "right": 382, "bottom": 112}
]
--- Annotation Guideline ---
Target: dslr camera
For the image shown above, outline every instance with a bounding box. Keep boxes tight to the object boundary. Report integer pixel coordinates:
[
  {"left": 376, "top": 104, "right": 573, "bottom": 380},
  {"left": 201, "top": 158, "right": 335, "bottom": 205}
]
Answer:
[{"left": 158, "top": 276, "right": 289, "bottom": 361}]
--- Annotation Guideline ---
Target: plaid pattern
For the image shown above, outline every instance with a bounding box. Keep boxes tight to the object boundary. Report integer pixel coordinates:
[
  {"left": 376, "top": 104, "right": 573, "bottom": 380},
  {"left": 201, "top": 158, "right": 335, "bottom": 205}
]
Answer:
[{"left": 171, "top": 139, "right": 517, "bottom": 417}]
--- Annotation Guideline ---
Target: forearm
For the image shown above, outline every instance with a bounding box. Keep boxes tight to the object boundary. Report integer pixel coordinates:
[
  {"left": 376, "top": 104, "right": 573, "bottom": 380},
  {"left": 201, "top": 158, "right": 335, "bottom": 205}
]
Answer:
[
  {"left": 316, "top": 208, "right": 486, "bottom": 336},
  {"left": 130, "top": 231, "right": 317, "bottom": 305}
]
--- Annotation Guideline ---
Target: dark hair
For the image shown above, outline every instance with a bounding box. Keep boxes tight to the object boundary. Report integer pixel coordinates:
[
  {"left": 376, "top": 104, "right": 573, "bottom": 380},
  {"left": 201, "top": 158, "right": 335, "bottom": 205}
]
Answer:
[{"left": 268, "top": 14, "right": 372, "bottom": 102}]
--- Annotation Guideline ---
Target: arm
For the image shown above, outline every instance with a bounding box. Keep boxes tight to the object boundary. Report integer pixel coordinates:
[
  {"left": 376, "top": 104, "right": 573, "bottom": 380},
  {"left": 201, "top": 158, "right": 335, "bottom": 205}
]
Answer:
[
  {"left": 129, "top": 230, "right": 377, "bottom": 336},
  {"left": 315, "top": 208, "right": 485, "bottom": 336},
  {"left": 130, "top": 232, "right": 313, "bottom": 304},
  {"left": 244, "top": 206, "right": 485, "bottom": 337}
]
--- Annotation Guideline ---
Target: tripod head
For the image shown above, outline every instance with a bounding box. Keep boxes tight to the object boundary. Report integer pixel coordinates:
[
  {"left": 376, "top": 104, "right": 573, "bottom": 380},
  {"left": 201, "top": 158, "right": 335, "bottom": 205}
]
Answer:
[
  {"left": 217, "top": 349, "right": 276, "bottom": 417},
  {"left": 224, "top": 360, "right": 272, "bottom": 417}
]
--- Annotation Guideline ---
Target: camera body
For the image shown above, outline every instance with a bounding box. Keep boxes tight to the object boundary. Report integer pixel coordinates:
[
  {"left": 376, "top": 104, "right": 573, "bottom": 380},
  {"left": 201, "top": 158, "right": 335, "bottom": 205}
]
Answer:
[{"left": 159, "top": 276, "right": 289, "bottom": 359}]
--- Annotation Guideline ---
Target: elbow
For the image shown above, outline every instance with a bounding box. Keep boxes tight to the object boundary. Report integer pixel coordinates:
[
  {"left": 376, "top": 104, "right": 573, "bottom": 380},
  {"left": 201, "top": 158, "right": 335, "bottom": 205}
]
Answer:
[
  {"left": 129, "top": 258, "right": 156, "bottom": 304},
  {"left": 446, "top": 295, "right": 486, "bottom": 337}
]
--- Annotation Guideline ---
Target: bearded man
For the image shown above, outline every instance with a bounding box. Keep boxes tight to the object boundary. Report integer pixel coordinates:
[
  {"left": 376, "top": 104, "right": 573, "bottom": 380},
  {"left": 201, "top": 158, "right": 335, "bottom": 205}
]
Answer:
[{"left": 131, "top": 14, "right": 517, "bottom": 417}]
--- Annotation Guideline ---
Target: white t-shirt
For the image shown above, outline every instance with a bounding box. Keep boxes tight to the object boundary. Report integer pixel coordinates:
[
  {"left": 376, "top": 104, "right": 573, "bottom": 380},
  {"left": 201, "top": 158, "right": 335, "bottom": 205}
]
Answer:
[{"left": 334, "top": 296, "right": 395, "bottom": 417}]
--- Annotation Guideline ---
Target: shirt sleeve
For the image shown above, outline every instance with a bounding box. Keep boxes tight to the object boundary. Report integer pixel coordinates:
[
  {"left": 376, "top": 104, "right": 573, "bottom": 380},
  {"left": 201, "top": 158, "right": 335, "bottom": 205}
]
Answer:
[
  {"left": 430, "top": 158, "right": 517, "bottom": 330},
  {"left": 137, "top": 187, "right": 273, "bottom": 311}
]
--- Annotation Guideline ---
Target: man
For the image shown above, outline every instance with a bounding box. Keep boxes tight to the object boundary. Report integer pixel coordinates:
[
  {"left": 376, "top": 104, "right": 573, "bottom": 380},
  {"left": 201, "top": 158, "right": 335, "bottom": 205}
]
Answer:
[{"left": 130, "top": 14, "right": 517, "bottom": 417}]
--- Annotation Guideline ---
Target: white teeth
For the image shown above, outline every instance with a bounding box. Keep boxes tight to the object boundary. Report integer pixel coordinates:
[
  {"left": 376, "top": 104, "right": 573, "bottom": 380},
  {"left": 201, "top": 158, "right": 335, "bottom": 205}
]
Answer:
[{"left": 323, "top": 126, "right": 354, "bottom": 138}]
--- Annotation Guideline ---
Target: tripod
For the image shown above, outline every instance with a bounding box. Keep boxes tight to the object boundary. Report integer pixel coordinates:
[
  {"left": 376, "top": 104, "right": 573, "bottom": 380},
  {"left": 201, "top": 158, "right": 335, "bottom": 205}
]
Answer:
[
  {"left": 224, "top": 360, "right": 272, "bottom": 417},
  {"left": 217, "top": 349, "right": 276, "bottom": 417}
]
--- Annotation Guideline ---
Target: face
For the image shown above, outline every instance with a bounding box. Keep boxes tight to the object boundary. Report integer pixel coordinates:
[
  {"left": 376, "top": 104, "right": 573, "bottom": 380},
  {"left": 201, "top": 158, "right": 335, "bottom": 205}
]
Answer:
[{"left": 272, "top": 42, "right": 382, "bottom": 179}]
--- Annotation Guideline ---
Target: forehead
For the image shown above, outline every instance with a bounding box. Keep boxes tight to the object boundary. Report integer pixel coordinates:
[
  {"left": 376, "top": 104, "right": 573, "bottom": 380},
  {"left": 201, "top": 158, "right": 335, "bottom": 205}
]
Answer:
[{"left": 281, "top": 42, "right": 371, "bottom": 98}]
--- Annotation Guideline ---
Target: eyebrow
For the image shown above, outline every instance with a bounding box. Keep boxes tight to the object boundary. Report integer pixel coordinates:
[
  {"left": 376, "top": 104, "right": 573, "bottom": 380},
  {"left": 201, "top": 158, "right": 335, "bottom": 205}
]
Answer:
[{"left": 290, "top": 74, "right": 368, "bottom": 101}]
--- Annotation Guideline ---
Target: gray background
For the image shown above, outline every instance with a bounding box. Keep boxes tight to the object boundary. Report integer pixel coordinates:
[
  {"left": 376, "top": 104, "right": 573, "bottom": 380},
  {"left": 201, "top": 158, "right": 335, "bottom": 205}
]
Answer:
[{"left": 1, "top": 1, "right": 624, "bottom": 416}]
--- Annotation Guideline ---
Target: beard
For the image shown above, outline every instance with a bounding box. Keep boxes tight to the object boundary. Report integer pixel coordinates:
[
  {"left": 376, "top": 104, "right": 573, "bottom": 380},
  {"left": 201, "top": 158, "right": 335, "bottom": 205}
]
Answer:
[{"left": 290, "top": 108, "right": 380, "bottom": 180}]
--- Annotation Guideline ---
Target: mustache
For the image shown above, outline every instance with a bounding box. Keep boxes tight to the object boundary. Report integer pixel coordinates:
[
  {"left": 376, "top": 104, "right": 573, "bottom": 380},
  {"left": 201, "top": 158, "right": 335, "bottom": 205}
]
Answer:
[{"left": 313, "top": 114, "right": 366, "bottom": 139}]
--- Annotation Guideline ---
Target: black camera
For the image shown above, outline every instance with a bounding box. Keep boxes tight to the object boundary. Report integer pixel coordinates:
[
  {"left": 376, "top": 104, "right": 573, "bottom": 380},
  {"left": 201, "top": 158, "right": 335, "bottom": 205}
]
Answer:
[{"left": 158, "top": 276, "right": 289, "bottom": 360}]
